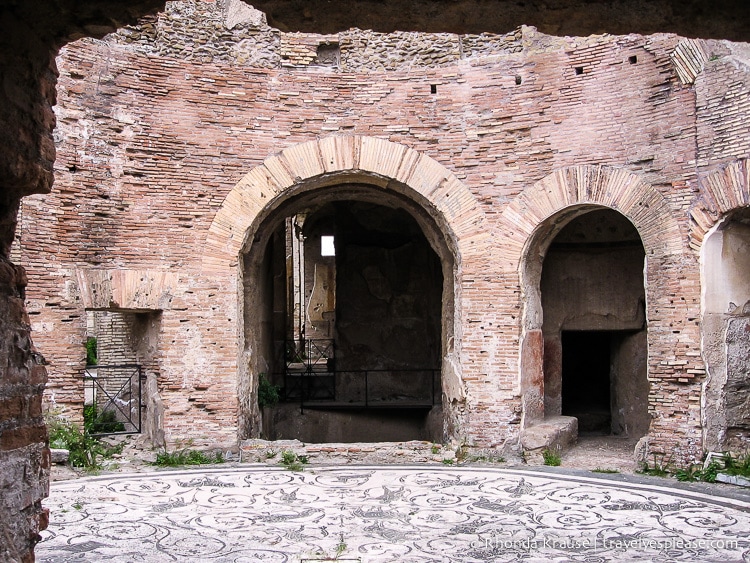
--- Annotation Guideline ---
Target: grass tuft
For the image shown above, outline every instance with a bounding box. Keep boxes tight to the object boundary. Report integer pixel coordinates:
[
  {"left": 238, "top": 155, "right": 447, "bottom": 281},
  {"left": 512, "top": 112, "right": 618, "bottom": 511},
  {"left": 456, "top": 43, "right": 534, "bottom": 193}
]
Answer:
[
  {"left": 542, "top": 448, "right": 561, "bottom": 466},
  {"left": 153, "top": 449, "right": 224, "bottom": 467}
]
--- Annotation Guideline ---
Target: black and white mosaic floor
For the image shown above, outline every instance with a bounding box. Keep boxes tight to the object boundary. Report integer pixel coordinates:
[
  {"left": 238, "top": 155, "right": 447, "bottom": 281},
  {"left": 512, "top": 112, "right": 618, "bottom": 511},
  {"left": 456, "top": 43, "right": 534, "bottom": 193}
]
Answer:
[{"left": 38, "top": 466, "right": 750, "bottom": 562}]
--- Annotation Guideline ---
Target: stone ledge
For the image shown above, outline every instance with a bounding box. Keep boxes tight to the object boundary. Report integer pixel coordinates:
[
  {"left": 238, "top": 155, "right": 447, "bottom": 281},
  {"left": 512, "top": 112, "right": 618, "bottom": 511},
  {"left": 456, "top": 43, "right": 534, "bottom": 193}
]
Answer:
[
  {"left": 716, "top": 474, "right": 750, "bottom": 488},
  {"left": 521, "top": 416, "right": 578, "bottom": 465},
  {"left": 240, "top": 439, "right": 454, "bottom": 465}
]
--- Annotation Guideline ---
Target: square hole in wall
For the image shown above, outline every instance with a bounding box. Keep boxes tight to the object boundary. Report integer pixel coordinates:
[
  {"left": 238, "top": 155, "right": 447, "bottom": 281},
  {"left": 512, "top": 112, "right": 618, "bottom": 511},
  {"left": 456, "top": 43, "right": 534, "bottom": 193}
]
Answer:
[
  {"left": 575, "top": 66, "right": 584, "bottom": 75},
  {"left": 316, "top": 43, "right": 340, "bottom": 67},
  {"left": 629, "top": 55, "right": 638, "bottom": 64}
]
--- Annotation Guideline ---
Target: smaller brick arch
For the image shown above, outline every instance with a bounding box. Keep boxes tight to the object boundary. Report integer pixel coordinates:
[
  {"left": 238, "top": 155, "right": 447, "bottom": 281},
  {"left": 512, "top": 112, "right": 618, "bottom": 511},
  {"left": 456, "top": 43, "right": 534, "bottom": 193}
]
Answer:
[
  {"left": 689, "top": 157, "right": 750, "bottom": 250},
  {"left": 503, "top": 165, "right": 685, "bottom": 430},
  {"left": 501, "top": 165, "right": 683, "bottom": 259},
  {"left": 202, "top": 135, "right": 490, "bottom": 275}
]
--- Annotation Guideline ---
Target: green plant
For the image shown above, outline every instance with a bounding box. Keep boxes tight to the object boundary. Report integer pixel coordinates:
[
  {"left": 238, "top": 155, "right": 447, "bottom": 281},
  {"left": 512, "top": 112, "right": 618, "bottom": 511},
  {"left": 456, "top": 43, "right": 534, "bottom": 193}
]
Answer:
[
  {"left": 675, "top": 464, "right": 705, "bottom": 482},
  {"left": 468, "top": 450, "right": 505, "bottom": 463},
  {"left": 431, "top": 444, "right": 440, "bottom": 454},
  {"left": 84, "top": 404, "right": 125, "bottom": 435},
  {"left": 700, "top": 461, "right": 720, "bottom": 483},
  {"left": 722, "top": 452, "right": 750, "bottom": 478},
  {"left": 258, "top": 373, "right": 281, "bottom": 408},
  {"left": 153, "top": 449, "right": 225, "bottom": 467},
  {"left": 85, "top": 337, "right": 98, "bottom": 366},
  {"left": 47, "top": 413, "right": 116, "bottom": 469},
  {"left": 442, "top": 458, "right": 455, "bottom": 465},
  {"left": 279, "top": 450, "right": 308, "bottom": 471},
  {"left": 334, "top": 536, "right": 347, "bottom": 559},
  {"left": 469, "top": 454, "right": 506, "bottom": 463},
  {"left": 542, "top": 448, "right": 561, "bottom": 466},
  {"left": 638, "top": 453, "right": 672, "bottom": 477},
  {"left": 591, "top": 468, "right": 619, "bottom": 474}
]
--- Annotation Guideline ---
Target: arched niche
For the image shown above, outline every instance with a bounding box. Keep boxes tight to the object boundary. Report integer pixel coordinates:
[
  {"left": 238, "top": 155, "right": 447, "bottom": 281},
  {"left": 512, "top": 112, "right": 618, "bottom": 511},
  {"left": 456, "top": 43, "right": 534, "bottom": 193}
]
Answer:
[{"left": 501, "top": 165, "right": 682, "bottom": 447}]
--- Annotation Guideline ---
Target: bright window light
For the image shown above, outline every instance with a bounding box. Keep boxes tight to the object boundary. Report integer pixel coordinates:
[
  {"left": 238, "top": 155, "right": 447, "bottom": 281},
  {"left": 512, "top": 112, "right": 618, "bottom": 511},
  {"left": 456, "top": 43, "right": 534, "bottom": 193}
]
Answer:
[{"left": 321, "top": 235, "right": 335, "bottom": 256}]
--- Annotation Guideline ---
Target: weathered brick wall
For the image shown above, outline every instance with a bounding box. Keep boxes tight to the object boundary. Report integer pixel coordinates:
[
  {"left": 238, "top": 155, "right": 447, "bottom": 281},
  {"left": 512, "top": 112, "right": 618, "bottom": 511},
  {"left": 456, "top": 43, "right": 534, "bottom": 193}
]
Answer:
[
  {"left": 1, "top": 2, "right": 167, "bottom": 558},
  {"left": 1, "top": 0, "right": 749, "bottom": 560},
  {"left": 16, "top": 0, "right": 750, "bottom": 462},
  {"left": 695, "top": 42, "right": 750, "bottom": 167},
  {"left": 0, "top": 255, "right": 49, "bottom": 563}
]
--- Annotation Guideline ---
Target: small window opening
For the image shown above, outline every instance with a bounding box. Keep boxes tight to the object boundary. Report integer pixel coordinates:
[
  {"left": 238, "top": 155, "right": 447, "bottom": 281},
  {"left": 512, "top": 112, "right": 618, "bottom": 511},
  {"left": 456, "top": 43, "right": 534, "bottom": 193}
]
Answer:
[
  {"left": 430, "top": 84, "right": 437, "bottom": 94},
  {"left": 628, "top": 55, "right": 638, "bottom": 64},
  {"left": 321, "top": 235, "right": 335, "bottom": 256},
  {"left": 515, "top": 75, "right": 522, "bottom": 85},
  {"left": 575, "top": 66, "right": 584, "bottom": 75}
]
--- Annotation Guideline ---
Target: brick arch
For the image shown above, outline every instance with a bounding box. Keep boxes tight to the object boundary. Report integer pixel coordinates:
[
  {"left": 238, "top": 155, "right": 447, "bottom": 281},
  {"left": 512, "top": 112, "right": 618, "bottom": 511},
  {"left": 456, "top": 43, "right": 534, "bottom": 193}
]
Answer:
[
  {"left": 689, "top": 157, "right": 750, "bottom": 250},
  {"left": 504, "top": 165, "right": 687, "bottom": 432},
  {"left": 501, "top": 165, "right": 683, "bottom": 259},
  {"left": 202, "top": 135, "right": 490, "bottom": 274}
]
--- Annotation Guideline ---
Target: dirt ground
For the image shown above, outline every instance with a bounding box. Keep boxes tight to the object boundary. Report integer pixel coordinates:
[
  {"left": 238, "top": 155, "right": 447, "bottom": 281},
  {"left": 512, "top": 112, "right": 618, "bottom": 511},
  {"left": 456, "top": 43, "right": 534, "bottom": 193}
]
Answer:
[{"left": 558, "top": 434, "right": 641, "bottom": 474}]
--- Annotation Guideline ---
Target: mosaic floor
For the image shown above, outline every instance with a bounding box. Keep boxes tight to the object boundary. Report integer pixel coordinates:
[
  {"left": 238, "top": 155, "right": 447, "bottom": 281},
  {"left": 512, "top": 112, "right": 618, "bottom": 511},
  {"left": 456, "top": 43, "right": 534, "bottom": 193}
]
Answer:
[{"left": 38, "top": 466, "right": 750, "bottom": 562}]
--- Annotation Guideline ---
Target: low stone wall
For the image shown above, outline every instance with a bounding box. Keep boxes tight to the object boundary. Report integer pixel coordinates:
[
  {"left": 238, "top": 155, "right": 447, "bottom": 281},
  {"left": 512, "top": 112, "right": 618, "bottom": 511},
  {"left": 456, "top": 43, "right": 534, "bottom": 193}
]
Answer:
[
  {"left": 240, "top": 438, "right": 517, "bottom": 466},
  {"left": 242, "top": 439, "right": 455, "bottom": 465}
]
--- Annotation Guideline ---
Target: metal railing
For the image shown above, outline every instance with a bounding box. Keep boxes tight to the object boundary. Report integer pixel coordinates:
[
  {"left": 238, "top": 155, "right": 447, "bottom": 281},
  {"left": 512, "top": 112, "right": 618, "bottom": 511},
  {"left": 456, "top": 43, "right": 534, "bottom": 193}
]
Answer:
[
  {"left": 284, "top": 368, "right": 440, "bottom": 408},
  {"left": 331, "top": 369, "right": 440, "bottom": 407},
  {"left": 83, "top": 364, "right": 144, "bottom": 436},
  {"left": 282, "top": 338, "right": 335, "bottom": 401},
  {"left": 278, "top": 339, "right": 440, "bottom": 409}
]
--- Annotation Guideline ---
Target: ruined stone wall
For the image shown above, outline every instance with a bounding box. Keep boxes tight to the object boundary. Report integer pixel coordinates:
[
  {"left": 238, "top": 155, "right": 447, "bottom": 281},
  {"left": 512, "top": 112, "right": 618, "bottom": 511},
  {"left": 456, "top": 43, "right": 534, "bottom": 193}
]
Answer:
[
  {"left": 0, "top": 13, "right": 56, "bottom": 563},
  {"left": 15, "top": 0, "right": 750, "bottom": 462},
  {"left": 0, "top": 0, "right": 166, "bottom": 559}
]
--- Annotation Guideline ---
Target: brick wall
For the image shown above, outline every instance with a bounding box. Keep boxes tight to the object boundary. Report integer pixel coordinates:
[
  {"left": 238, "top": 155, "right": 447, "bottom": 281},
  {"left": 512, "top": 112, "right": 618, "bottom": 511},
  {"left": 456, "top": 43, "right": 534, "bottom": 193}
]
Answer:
[{"left": 17, "top": 0, "right": 750, "bottom": 462}]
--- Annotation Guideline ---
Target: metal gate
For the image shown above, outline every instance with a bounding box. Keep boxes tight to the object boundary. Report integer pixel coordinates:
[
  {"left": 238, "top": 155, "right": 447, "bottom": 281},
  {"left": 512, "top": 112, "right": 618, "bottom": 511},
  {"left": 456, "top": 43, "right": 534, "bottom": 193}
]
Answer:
[{"left": 83, "top": 364, "right": 144, "bottom": 436}]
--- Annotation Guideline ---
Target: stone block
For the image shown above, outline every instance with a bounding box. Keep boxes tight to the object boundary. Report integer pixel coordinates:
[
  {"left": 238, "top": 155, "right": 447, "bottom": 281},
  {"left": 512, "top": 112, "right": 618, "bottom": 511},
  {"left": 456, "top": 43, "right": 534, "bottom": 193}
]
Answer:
[
  {"left": 50, "top": 449, "right": 70, "bottom": 464},
  {"left": 521, "top": 416, "right": 578, "bottom": 463}
]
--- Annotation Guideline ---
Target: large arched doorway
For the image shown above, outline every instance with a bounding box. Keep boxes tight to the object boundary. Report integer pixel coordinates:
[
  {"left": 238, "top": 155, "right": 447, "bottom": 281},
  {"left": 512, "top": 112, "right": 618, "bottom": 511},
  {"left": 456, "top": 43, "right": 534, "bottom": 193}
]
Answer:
[
  {"left": 203, "top": 136, "right": 491, "bottom": 448},
  {"left": 241, "top": 184, "right": 452, "bottom": 443},
  {"left": 539, "top": 208, "right": 649, "bottom": 437}
]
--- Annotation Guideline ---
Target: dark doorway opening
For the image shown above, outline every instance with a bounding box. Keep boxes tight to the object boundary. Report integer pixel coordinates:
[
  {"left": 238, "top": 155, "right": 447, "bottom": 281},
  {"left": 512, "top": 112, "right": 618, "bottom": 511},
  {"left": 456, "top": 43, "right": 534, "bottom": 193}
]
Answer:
[
  {"left": 540, "top": 208, "right": 650, "bottom": 439},
  {"left": 244, "top": 188, "right": 449, "bottom": 443},
  {"left": 561, "top": 331, "right": 611, "bottom": 434}
]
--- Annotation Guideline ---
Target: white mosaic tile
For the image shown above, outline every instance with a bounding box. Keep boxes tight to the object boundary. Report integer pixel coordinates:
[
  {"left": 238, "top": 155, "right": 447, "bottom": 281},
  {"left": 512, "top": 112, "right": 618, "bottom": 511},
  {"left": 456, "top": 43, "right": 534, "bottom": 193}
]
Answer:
[{"left": 37, "top": 466, "right": 750, "bottom": 562}]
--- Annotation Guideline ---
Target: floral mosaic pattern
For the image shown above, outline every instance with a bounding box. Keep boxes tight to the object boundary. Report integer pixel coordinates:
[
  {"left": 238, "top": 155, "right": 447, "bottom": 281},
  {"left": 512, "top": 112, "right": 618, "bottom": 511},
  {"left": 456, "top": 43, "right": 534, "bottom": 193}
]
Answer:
[{"left": 38, "top": 467, "right": 750, "bottom": 562}]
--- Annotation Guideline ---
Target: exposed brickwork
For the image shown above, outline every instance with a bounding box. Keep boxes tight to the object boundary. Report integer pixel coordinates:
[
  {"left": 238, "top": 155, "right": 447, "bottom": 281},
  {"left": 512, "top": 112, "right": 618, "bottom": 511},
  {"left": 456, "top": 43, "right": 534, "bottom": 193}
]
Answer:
[
  {"left": 1, "top": 3, "right": 167, "bottom": 558},
  {"left": 690, "top": 158, "right": 750, "bottom": 250},
  {"left": 0, "top": 254, "right": 50, "bottom": 562},
  {"left": 12, "top": 1, "right": 750, "bottom": 469},
  {"left": 1, "top": 3, "right": 743, "bottom": 563}
]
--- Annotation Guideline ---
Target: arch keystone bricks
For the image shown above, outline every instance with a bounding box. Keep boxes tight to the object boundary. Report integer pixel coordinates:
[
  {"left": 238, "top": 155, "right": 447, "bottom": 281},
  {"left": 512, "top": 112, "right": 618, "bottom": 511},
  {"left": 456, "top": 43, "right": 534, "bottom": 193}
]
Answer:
[
  {"left": 202, "top": 136, "right": 490, "bottom": 274},
  {"left": 501, "top": 164, "right": 684, "bottom": 259},
  {"left": 690, "top": 157, "right": 750, "bottom": 250}
]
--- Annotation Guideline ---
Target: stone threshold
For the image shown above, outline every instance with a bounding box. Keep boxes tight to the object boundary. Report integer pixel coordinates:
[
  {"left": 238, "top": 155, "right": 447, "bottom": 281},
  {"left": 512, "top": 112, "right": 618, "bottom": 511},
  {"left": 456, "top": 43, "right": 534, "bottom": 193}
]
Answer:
[{"left": 240, "top": 439, "right": 460, "bottom": 465}]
